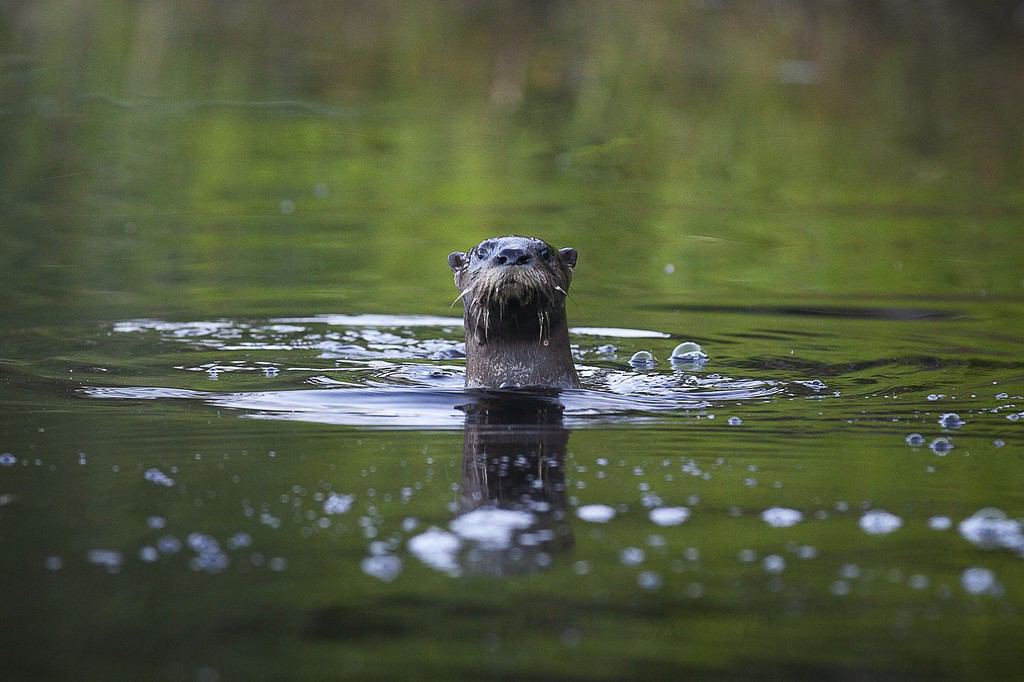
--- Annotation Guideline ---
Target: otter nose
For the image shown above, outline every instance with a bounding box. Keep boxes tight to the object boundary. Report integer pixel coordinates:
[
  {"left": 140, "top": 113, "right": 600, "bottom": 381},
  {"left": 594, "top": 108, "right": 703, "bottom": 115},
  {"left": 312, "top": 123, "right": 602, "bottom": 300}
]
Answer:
[{"left": 494, "top": 248, "right": 532, "bottom": 266}]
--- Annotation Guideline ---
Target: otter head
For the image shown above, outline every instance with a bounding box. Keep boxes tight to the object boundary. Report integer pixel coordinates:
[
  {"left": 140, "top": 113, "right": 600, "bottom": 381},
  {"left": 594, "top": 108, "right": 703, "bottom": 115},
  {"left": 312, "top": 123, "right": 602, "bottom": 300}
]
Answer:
[
  {"left": 448, "top": 235, "right": 581, "bottom": 389},
  {"left": 448, "top": 235, "right": 577, "bottom": 345}
]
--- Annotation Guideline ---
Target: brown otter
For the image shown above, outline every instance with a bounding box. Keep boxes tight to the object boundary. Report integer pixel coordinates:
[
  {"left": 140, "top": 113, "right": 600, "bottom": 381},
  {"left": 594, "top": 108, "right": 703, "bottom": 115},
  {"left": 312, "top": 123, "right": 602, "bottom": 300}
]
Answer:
[{"left": 448, "top": 236, "right": 580, "bottom": 389}]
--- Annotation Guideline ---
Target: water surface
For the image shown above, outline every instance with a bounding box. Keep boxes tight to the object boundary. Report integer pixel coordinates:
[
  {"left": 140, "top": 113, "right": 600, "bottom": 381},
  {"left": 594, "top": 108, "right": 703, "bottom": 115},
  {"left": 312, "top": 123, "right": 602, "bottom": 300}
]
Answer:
[{"left": 2, "top": 3, "right": 1024, "bottom": 680}]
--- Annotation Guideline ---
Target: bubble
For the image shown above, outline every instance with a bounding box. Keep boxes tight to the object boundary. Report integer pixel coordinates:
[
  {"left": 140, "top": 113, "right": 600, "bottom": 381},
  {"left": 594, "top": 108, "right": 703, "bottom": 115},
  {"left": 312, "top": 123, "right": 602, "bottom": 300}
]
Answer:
[
  {"left": 628, "top": 351, "right": 656, "bottom": 368},
  {"left": 408, "top": 528, "right": 461, "bottom": 576},
  {"left": 726, "top": 416, "right": 743, "bottom": 426},
  {"left": 738, "top": 549, "right": 757, "bottom": 563},
  {"left": 361, "top": 554, "right": 402, "bottom": 582},
  {"left": 147, "top": 516, "right": 167, "bottom": 529},
  {"left": 938, "top": 413, "right": 964, "bottom": 429},
  {"left": 157, "top": 535, "right": 182, "bottom": 554},
  {"left": 279, "top": 199, "right": 295, "bottom": 215},
  {"left": 904, "top": 433, "right": 925, "bottom": 446},
  {"left": 649, "top": 507, "right": 690, "bottom": 527},
  {"left": 961, "top": 567, "right": 1003, "bottom": 596},
  {"left": 859, "top": 510, "right": 903, "bottom": 535},
  {"left": 138, "top": 546, "right": 159, "bottom": 563},
  {"left": 0, "top": 453, "right": 17, "bottom": 466},
  {"left": 762, "top": 554, "right": 786, "bottom": 574},
  {"left": 44, "top": 556, "right": 63, "bottom": 571},
  {"left": 929, "top": 438, "right": 953, "bottom": 455},
  {"left": 927, "top": 394, "right": 943, "bottom": 401},
  {"left": 996, "top": 392, "right": 1009, "bottom": 400},
  {"left": 927, "top": 516, "right": 952, "bottom": 531},
  {"left": 637, "top": 571, "right": 662, "bottom": 590},
  {"left": 227, "top": 532, "right": 252, "bottom": 550},
  {"left": 670, "top": 342, "right": 707, "bottom": 367},
  {"left": 958, "top": 508, "right": 1024, "bottom": 552},
  {"left": 87, "top": 549, "right": 124, "bottom": 572},
  {"left": 269, "top": 557, "right": 288, "bottom": 572},
  {"left": 323, "top": 493, "right": 354, "bottom": 515},
  {"left": 830, "top": 580, "right": 851, "bottom": 596},
  {"left": 908, "top": 574, "right": 929, "bottom": 590},
  {"left": 761, "top": 507, "right": 803, "bottom": 528},
  {"left": 620, "top": 547, "right": 645, "bottom": 566},
  {"left": 576, "top": 504, "right": 616, "bottom": 523},
  {"left": 450, "top": 508, "right": 535, "bottom": 550},
  {"left": 143, "top": 468, "right": 175, "bottom": 487}
]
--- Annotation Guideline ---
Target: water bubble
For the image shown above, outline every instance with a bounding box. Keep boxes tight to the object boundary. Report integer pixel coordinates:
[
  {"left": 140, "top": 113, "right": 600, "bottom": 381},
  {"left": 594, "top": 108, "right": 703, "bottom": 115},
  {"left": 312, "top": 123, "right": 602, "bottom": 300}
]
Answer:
[
  {"left": 961, "top": 567, "right": 1003, "bottom": 596},
  {"left": 993, "top": 439, "right": 1006, "bottom": 447},
  {"left": 995, "top": 392, "right": 1009, "bottom": 400},
  {"left": 143, "top": 467, "right": 175, "bottom": 487},
  {"left": 227, "top": 532, "right": 252, "bottom": 550},
  {"left": 1007, "top": 412, "right": 1023, "bottom": 422},
  {"left": 958, "top": 508, "right": 1024, "bottom": 552},
  {"left": 408, "top": 527, "right": 461, "bottom": 576},
  {"left": 670, "top": 342, "right": 707, "bottom": 368},
  {"left": 573, "top": 560, "right": 591, "bottom": 575},
  {"left": 157, "top": 535, "right": 182, "bottom": 554},
  {"left": 44, "top": 556, "right": 63, "bottom": 571},
  {"left": 649, "top": 507, "right": 690, "bottom": 527},
  {"left": 762, "top": 555, "right": 786, "bottom": 574},
  {"left": 138, "top": 546, "right": 159, "bottom": 563},
  {"left": 761, "top": 507, "right": 803, "bottom": 528},
  {"left": 838, "top": 564, "right": 860, "bottom": 580},
  {"left": 146, "top": 516, "right": 167, "bottom": 529},
  {"left": 859, "top": 510, "right": 903, "bottom": 535},
  {"left": 595, "top": 344, "right": 617, "bottom": 355},
  {"left": 830, "top": 580, "right": 851, "bottom": 596},
  {"left": 361, "top": 554, "right": 402, "bottom": 582},
  {"left": 927, "top": 394, "right": 943, "bottom": 401},
  {"left": 576, "top": 504, "right": 616, "bottom": 523},
  {"left": 904, "top": 433, "right": 925, "bottom": 446},
  {"left": 796, "top": 545, "right": 817, "bottom": 559},
  {"left": 927, "top": 516, "right": 953, "bottom": 531},
  {"left": 738, "top": 549, "right": 757, "bottom": 563},
  {"left": 323, "top": 493, "right": 354, "bottom": 515},
  {"left": 450, "top": 508, "right": 535, "bottom": 550},
  {"left": 269, "top": 557, "right": 288, "bottom": 572},
  {"left": 0, "top": 453, "right": 17, "bottom": 466},
  {"left": 87, "top": 549, "right": 124, "bottom": 573},
  {"left": 908, "top": 574, "right": 929, "bottom": 590},
  {"left": 187, "top": 533, "right": 229, "bottom": 573},
  {"left": 929, "top": 438, "right": 953, "bottom": 455},
  {"left": 620, "top": 547, "right": 645, "bottom": 566},
  {"left": 279, "top": 199, "right": 295, "bottom": 215},
  {"left": 938, "top": 413, "right": 964, "bottom": 429},
  {"left": 637, "top": 571, "right": 662, "bottom": 590},
  {"left": 628, "top": 351, "right": 656, "bottom": 368}
]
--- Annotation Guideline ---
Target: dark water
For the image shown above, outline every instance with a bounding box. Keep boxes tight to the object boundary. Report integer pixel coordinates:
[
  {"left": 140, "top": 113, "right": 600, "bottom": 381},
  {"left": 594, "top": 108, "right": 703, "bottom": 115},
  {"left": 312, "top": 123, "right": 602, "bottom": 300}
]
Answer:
[{"left": 3, "top": 2, "right": 1024, "bottom": 680}]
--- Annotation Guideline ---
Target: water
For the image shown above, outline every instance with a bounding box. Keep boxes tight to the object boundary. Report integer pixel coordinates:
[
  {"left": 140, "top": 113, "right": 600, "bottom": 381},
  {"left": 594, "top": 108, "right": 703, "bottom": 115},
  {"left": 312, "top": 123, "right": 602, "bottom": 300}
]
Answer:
[{"left": 3, "top": 3, "right": 1024, "bottom": 680}]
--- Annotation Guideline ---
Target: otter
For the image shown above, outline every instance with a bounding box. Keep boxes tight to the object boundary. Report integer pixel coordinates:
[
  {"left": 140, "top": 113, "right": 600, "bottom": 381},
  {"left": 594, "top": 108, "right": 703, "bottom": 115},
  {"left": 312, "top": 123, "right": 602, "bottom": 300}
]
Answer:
[{"left": 448, "top": 236, "right": 581, "bottom": 389}]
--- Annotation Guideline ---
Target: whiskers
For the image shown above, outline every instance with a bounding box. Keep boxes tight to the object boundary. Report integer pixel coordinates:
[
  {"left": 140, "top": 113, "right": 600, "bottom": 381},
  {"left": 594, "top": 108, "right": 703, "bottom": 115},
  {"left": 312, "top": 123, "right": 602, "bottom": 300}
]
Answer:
[{"left": 455, "top": 267, "right": 569, "bottom": 344}]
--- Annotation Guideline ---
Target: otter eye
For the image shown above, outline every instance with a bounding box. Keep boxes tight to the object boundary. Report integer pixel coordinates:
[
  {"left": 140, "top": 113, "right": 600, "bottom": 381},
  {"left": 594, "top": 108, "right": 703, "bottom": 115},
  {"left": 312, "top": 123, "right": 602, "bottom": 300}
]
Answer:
[
  {"left": 539, "top": 248, "right": 551, "bottom": 261},
  {"left": 475, "top": 245, "right": 490, "bottom": 259}
]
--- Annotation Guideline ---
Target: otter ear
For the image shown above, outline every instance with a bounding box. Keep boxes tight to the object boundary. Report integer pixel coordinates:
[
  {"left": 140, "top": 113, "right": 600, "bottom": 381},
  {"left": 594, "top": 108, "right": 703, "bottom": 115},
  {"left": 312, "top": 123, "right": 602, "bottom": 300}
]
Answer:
[
  {"left": 448, "top": 251, "right": 467, "bottom": 272},
  {"left": 558, "top": 247, "right": 578, "bottom": 268}
]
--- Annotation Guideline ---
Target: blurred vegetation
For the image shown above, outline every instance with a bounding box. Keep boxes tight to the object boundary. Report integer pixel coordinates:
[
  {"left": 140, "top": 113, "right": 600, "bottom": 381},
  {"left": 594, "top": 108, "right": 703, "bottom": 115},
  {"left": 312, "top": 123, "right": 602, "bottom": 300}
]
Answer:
[{"left": 1, "top": 0, "right": 1023, "bottom": 322}]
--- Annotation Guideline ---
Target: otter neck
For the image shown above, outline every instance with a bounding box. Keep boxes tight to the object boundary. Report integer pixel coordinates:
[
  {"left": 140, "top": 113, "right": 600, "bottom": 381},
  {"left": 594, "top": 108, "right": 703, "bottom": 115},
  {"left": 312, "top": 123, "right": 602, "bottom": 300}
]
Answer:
[{"left": 464, "top": 302, "right": 580, "bottom": 389}]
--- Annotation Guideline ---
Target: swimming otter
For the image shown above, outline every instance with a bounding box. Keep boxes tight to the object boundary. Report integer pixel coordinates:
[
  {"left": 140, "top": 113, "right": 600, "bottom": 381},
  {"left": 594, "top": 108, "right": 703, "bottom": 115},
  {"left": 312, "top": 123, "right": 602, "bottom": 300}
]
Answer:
[{"left": 448, "top": 236, "right": 581, "bottom": 389}]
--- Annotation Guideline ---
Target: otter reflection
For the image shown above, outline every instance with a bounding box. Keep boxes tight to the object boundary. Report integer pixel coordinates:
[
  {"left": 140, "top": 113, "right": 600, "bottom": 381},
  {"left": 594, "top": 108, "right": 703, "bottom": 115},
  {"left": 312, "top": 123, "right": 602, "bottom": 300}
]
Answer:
[{"left": 454, "top": 390, "right": 574, "bottom": 576}]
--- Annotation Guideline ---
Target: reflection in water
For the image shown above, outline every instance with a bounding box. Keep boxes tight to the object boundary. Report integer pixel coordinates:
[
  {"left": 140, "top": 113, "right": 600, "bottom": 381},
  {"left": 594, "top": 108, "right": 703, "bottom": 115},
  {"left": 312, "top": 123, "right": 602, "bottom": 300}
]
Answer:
[{"left": 454, "top": 391, "right": 574, "bottom": 576}]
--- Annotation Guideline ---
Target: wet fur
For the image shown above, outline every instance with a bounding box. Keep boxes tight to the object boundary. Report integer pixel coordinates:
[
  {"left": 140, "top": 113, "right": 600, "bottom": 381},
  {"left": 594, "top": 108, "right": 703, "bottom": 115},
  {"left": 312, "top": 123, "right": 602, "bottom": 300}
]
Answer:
[{"left": 449, "top": 236, "right": 580, "bottom": 389}]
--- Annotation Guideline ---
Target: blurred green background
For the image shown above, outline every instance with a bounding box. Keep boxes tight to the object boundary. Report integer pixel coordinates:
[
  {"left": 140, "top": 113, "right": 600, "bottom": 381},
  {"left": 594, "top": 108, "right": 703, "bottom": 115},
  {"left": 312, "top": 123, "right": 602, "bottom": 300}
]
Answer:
[{"left": 2, "top": 0, "right": 1022, "bottom": 327}]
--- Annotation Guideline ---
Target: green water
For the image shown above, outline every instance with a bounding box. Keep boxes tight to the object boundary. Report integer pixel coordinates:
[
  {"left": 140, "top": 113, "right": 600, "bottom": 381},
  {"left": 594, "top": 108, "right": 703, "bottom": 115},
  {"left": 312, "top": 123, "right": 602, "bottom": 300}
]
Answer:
[{"left": 2, "top": 3, "right": 1024, "bottom": 680}]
